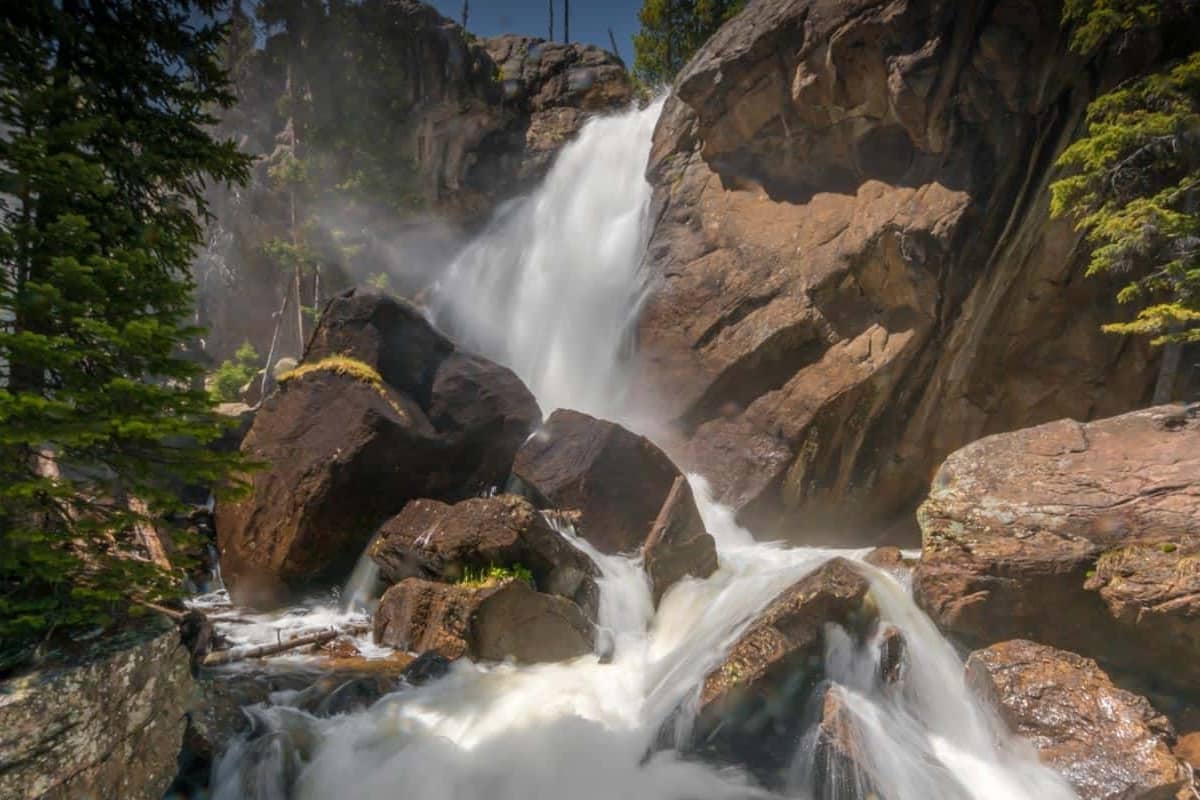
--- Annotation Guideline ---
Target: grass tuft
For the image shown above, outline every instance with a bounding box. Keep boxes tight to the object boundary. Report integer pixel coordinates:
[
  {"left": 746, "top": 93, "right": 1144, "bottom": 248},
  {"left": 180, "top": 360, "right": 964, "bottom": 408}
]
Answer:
[
  {"left": 278, "top": 355, "right": 407, "bottom": 417},
  {"left": 458, "top": 563, "right": 535, "bottom": 589}
]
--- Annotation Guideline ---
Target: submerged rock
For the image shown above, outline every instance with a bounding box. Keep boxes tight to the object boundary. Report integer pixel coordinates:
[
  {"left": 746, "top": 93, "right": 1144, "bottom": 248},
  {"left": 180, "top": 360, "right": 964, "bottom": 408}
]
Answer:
[
  {"left": 370, "top": 494, "right": 600, "bottom": 619},
  {"left": 694, "top": 558, "right": 874, "bottom": 779},
  {"left": 374, "top": 577, "right": 594, "bottom": 664},
  {"left": 914, "top": 405, "right": 1200, "bottom": 691},
  {"left": 967, "top": 640, "right": 1191, "bottom": 800},
  {"left": 0, "top": 620, "right": 191, "bottom": 800},
  {"left": 217, "top": 289, "right": 541, "bottom": 608}
]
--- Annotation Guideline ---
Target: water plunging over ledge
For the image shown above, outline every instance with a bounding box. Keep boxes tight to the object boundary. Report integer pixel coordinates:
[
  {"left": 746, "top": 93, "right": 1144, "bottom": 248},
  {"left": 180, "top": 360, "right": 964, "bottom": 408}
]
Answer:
[{"left": 208, "top": 101, "right": 1078, "bottom": 800}]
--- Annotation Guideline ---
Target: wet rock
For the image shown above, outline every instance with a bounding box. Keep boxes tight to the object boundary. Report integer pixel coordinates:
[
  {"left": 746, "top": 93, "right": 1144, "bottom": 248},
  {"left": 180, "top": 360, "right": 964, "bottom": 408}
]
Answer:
[
  {"left": 369, "top": 494, "right": 600, "bottom": 619},
  {"left": 402, "top": 651, "right": 453, "bottom": 686},
  {"left": 694, "top": 558, "right": 874, "bottom": 778},
  {"left": 807, "top": 687, "right": 879, "bottom": 800},
  {"left": 863, "top": 546, "right": 910, "bottom": 575},
  {"left": 374, "top": 577, "right": 594, "bottom": 664},
  {"left": 635, "top": 0, "right": 1175, "bottom": 541},
  {"left": 967, "top": 640, "right": 1191, "bottom": 800},
  {"left": 643, "top": 476, "right": 719, "bottom": 604},
  {"left": 878, "top": 626, "right": 906, "bottom": 685},
  {"left": 513, "top": 409, "right": 705, "bottom": 555},
  {"left": 217, "top": 289, "right": 541, "bottom": 608},
  {"left": 914, "top": 405, "right": 1200, "bottom": 691},
  {"left": 0, "top": 620, "right": 192, "bottom": 800}
]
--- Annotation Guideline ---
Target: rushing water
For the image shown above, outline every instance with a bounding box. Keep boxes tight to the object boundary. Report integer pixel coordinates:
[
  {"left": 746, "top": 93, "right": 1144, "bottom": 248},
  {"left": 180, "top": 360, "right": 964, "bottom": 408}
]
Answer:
[{"left": 210, "top": 102, "right": 1078, "bottom": 799}]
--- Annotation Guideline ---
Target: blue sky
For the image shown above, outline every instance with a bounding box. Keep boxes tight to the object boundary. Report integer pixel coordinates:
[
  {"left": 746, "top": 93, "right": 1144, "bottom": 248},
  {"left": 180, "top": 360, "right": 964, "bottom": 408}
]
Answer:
[{"left": 429, "top": 0, "right": 643, "bottom": 64}]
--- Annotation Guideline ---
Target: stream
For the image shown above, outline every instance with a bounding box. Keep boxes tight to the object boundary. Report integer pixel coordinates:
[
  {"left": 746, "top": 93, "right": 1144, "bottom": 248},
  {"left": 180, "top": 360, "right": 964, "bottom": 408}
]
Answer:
[{"left": 204, "top": 100, "right": 1079, "bottom": 800}]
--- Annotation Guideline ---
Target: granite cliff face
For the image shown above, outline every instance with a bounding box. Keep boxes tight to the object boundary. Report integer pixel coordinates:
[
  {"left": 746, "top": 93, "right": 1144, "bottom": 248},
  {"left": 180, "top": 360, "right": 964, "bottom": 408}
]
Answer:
[{"left": 634, "top": 0, "right": 1197, "bottom": 542}]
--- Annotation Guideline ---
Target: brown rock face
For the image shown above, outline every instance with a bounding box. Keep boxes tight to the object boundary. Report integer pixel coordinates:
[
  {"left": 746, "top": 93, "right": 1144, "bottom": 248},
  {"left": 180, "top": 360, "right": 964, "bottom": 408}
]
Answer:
[
  {"left": 967, "top": 640, "right": 1191, "bottom": 800},
  {"left": 370, "top": 494, "right": 600, "bottom": 619},
  {"left": 472, "top": 36, "right": 634, "bottom": 193},
  {"left": 695, "top": 558, "right": 874, "bottom": 777},
  {"left": 513, "top": 409, "right": 706, "bottom": 554},
  {"left": 216, "top": 289, "right": 541, "bottom": 607},
  {"left": 635, "top": 0, "right": 1177, "bottom": 541},
  {"left": 373, "top": 577, "right": 594, "bottom": 664},
  {"left": 914, "top": 405, "right": 1200, "bottom": 691}
]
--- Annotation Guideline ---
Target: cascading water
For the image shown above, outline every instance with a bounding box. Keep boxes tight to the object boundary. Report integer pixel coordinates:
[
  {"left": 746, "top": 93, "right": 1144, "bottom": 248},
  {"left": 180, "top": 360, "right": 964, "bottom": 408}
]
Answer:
[
  {"left": 429, "top": 100, "right": 664, "bottom": 420},
  {"left": 211, "top": 102, "right": 1079, "bottom": 800}
]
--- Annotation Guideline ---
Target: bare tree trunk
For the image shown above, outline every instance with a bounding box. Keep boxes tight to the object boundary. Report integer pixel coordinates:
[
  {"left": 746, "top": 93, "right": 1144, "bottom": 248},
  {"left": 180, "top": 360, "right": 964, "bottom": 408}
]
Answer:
[
  {"left": 1153, "top": 341, "right": 1182, "bottom": 404},
  {"left": 608, "top": 28, "right": 621, "bottom": 62},
  {"left": 548, "top": 0, "right": 553, "bottom": 40},
  {"left": 293, "top": 262, "right": 304, "bottom": 357},
  {"left": 202, "top": 624, "right": 370, "bottom": 666},
  {"left": 259, "top": 284, "right": 290, "bottom": 401},
  {"left": 461, "top": 0, "right": 468, "bottom": 28},
  {"left": 563, "top": 0, "right": 569, "bottom": 42}
]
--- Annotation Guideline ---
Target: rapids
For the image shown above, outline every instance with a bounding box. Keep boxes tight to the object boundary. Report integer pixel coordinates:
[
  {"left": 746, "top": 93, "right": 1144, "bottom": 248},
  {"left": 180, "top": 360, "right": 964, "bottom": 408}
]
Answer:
[{"left": 208, "top": 101, "right": 1079, "bottom": 800}]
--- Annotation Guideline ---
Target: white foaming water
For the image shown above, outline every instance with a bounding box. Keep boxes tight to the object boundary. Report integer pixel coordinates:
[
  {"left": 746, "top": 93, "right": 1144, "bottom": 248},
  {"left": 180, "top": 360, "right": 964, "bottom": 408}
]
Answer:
[
  {"left": 211, "top": 102, "right": 1078, "bottom": 799},
  {"left": 429, "top": 100, "right": 664, "bottom": 419}
]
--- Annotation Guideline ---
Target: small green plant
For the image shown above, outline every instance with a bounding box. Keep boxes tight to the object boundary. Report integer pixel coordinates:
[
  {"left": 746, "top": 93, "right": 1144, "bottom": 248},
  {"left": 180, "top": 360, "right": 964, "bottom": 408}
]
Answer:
[
  {"left": 458, "top": 563, "right": 535, "bottom": 589},
  {"left": 1160, "top": 542, "right": 1178, "bottom": 554},
  {"left": 210, "top": 341, "right": 262, "bottom": 402}
]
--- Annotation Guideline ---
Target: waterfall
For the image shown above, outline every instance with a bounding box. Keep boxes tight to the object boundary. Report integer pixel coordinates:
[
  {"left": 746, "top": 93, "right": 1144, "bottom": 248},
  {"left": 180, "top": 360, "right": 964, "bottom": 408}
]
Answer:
[
  {"left": 429, "top": 100, "right": 663, "bottom": 419},
  {"left": 213, "top": 102, "right": 1079, "bottom": 800}
]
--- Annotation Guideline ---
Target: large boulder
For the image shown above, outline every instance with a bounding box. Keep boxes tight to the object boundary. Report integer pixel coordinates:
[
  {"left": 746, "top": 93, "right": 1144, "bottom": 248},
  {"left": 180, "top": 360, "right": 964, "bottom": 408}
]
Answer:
[
  {"left": 632, "top": 0, "right": 1198, "bottom": 541},
  {"left": 967, "top": 640, "right": 1191, "bottom": 800},
  {"left": 217, "top": 289, "right": 541, "bottom": 607},
  {"left": 693, "top": 558, "right": 874, "bottom": 779},
  {"left": 512, "top": 409, "right": 718, "bottom": 602},
  {"left": 373, "top": 577, "right": 594, "bottom": 664},
  {"left": 513, "top": 410, "right": 695, "bottom": 554},
  {"left": 0, "top": 621, "right": 192, "bottom": 800},
  {"left": 914, "top": 405, "right": 1200, "bottom": 691},
  {"left": 369, "top": 494, "right": 600, "bottom": 619}
]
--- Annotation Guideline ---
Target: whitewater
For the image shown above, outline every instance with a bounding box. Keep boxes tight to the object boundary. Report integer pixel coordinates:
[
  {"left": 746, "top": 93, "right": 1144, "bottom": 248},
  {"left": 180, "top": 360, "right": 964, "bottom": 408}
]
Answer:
[{"left": 211, "top": 101, "right": 1079, "bottom": 800}]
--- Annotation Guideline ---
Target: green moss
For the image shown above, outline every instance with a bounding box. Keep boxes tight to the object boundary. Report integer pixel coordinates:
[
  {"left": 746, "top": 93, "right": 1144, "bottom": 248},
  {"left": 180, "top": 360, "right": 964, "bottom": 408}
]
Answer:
[
  {"left": 278, "top": 355, "right": 406, "bottom": 417},
  {"left": 1160, "top": 542, "right": 1178, "bottom": 554},
  {"left": 458, "top": 563, "right": 535, "bottom": 589}
]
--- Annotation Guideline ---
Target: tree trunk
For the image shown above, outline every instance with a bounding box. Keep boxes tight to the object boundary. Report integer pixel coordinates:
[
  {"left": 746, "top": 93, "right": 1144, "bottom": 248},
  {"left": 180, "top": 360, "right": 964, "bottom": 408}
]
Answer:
[
  {"left": 1153, "top": 341, "right": 1182, "bottom": 404},
  {"left": 548, "top": 0, "right": 554, "bottom": 40},
  {"left": 563, "top": 0, "right": 569, "bottom": 42},
  {"left": 608, "top": 28, "right": 621, "bottom": 62}
]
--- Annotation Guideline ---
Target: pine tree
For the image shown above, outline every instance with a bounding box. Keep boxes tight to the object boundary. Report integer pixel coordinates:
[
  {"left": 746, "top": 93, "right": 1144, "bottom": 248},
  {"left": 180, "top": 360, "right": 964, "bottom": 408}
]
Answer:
[
  {"left": 0, "top": 0, "right": 252, "bottom": 663},
  {"left": 633, "top": 0, "right": 744, "bottom": 86},
  {"left": 1051, "top": 1, "right": 1199, "bottom": 401}
]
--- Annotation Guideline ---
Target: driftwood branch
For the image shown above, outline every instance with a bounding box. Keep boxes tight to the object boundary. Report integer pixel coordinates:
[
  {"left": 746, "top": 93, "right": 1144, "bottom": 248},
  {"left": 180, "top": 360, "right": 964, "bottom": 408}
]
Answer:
[
  {"left": 201, "top": 623, "right": 370, "bottom": 666},
  {"left": 645, "top": 476, "right": 688, "bottom": 551}
]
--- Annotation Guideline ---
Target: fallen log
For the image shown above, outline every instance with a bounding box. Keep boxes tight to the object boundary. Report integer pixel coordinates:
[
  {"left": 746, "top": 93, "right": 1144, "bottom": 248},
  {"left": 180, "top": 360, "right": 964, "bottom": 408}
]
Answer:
[{"left": 201, "top": 623, "right": 370, "bottom": 666}]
